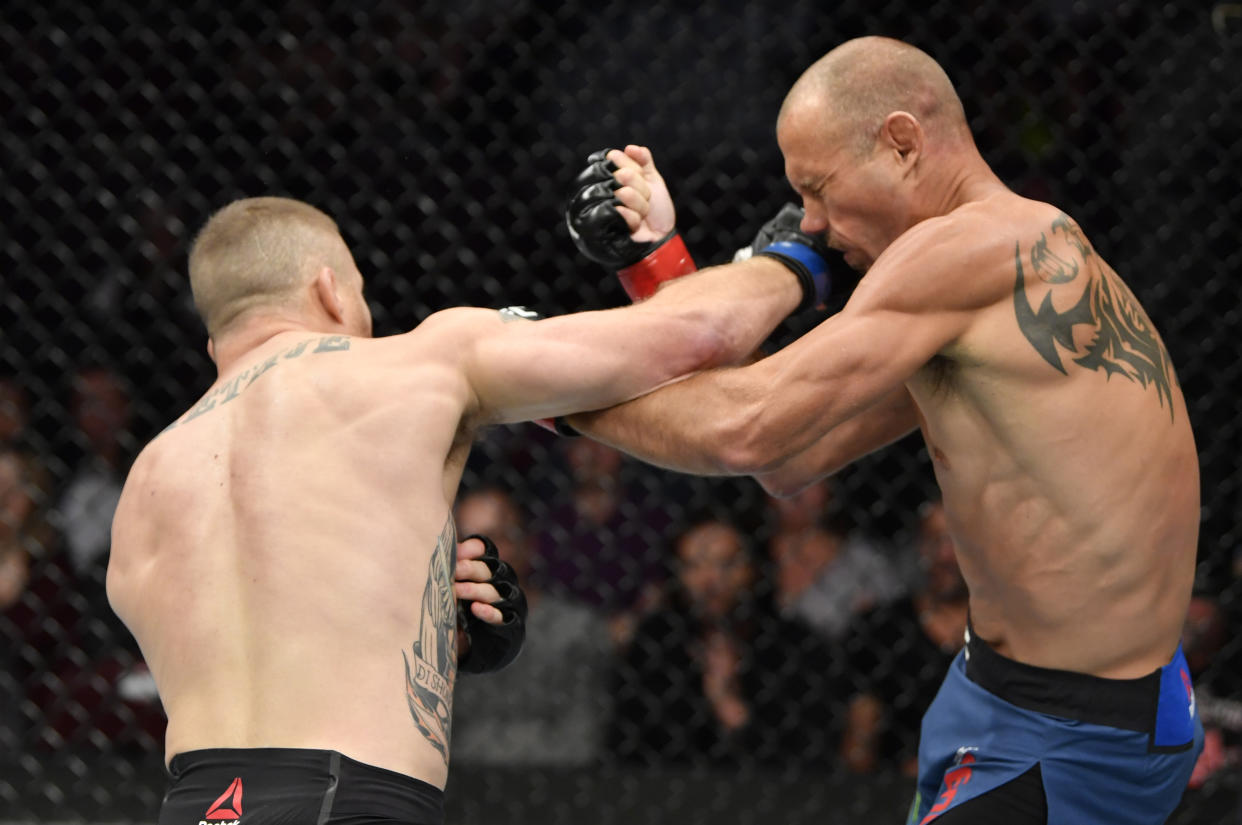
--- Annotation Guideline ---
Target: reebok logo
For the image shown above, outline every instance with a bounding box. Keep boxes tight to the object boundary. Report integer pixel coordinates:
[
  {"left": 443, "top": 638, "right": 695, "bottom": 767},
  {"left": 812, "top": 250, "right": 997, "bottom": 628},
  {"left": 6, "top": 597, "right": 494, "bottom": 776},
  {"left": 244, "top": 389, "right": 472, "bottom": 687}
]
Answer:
[
  {"left": 200, "top": 776, "right": 243, "bottom": 825},
  {"left": 1180, "top": 666, "right": 1196, "bottom": 718},
  {"left": 921, "top": 749, "right": 977, "bottom": 824}
]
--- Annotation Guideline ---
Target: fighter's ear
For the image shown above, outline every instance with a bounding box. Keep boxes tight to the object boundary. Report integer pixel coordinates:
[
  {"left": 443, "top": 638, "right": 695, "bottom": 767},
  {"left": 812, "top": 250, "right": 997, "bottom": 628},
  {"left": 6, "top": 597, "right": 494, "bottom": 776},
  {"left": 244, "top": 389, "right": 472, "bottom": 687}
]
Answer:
[
  {"left": 313, "top": 266, "right": 346, "bottom": 324},
  {"left": 880, "top": 111, "right": 923, "bottom": 170}
]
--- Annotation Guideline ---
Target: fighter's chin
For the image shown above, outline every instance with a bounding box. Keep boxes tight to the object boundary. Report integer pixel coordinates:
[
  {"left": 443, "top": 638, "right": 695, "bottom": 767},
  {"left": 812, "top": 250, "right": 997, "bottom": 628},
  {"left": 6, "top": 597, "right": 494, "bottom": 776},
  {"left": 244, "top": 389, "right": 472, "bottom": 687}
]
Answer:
[{"left": 843, "top": 251, "right": 872, "bottom": 272}]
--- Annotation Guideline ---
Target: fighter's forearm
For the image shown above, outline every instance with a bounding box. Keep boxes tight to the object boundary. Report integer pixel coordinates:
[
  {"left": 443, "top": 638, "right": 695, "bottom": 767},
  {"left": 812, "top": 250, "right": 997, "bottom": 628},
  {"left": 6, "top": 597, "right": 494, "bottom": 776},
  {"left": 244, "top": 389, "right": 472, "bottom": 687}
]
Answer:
[
  {"left": 568, "top": 366, "right": 759, "bottom": 476},
  {"left": 468, "top": 256, "right": 801, "bottom": 427},
  {"left": 572, "top": 378, "right": 918, "bottom": 484},
  {"left": 633, "top": 256, "right": 802, "bottom": 371},
  {"left": 752, "top": 386, "right": 919, "bottom": 497}
]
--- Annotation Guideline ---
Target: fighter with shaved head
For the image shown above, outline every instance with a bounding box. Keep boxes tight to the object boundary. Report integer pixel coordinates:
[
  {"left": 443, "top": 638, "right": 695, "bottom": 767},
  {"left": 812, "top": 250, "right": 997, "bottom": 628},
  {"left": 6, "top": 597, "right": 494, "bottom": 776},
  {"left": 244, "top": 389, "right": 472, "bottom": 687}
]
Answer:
[{"left": 565, "top": 36, "right": 1202, "bottom": 824}]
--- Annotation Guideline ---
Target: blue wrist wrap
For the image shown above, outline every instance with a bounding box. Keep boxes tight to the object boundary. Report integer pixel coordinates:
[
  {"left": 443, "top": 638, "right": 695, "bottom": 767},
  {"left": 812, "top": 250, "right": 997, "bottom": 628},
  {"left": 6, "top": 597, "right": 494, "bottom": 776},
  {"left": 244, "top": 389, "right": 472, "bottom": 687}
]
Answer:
[{"left": 759, "top": 240, "right": 831, "bottom": 309}]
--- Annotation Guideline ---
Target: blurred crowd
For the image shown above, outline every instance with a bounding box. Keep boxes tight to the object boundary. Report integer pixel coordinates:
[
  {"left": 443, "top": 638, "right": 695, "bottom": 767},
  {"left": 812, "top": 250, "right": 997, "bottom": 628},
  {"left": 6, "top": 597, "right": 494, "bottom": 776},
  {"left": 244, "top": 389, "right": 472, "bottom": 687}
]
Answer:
[{"left": 3, "top": 372, "right": 1238, "bottom": 809}]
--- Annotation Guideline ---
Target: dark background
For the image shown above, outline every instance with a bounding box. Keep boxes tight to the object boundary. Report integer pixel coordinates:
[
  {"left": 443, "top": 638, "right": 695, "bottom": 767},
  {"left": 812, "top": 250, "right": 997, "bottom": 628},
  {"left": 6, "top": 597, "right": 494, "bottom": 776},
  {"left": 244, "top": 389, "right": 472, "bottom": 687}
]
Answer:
[{"left": 1, "top": 1, "right": 1238, "bottom": 822}]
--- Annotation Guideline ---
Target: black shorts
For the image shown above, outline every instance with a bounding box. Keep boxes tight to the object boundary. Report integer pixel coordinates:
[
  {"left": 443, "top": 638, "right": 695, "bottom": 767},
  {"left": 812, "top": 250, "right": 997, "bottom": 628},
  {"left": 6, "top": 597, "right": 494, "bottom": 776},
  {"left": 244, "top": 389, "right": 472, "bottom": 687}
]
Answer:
[{"left": 159, "top": 748, "right": 444, "bottom": 825}]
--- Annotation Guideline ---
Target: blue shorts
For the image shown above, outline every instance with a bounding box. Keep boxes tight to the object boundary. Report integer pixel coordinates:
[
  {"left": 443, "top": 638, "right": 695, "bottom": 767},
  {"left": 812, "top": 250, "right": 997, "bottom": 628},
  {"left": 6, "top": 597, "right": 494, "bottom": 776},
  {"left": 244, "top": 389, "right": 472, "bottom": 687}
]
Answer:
[{"left": 909, "top": 623, "right": 1203, "bottom": 824}]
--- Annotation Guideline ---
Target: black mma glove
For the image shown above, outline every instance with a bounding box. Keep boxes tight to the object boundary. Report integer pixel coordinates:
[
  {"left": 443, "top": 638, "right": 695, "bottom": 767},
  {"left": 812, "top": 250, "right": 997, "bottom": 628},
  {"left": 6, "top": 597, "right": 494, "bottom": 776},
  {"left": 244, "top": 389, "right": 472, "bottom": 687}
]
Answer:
[
  {"left": 457, "top": 533, "right": 528, "bottom": 674},
  {"left": 565, "top": 149, "right": 696, "bottom": 300},
  {"left": 734, "top": 203, "right": 834, "bottom": 311}
]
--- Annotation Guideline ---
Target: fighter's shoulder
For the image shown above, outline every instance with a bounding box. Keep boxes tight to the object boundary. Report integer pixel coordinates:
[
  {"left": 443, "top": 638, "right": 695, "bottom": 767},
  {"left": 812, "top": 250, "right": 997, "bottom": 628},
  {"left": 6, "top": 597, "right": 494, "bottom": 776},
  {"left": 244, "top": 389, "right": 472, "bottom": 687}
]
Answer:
[
  {"left": 395, "top": 306, "right": 539, "bottom": 347},
  {"left": 113, "top": 437, "right": 162, "bottom": 521},
  {"left": 943, "top": 197, "right": 1103, "bottom": 290},
  {"left": 932, "top": 195, "right": 1084, "bottom": 261},
  {"left": 863, "top": 196, "right": 1062, "bottom": 308},
  {"left": 903, "top": 196, "right": 1047, "bottom": 259},
  {"left": 360, "top": 308, "right": 472, "bottom": 362}
]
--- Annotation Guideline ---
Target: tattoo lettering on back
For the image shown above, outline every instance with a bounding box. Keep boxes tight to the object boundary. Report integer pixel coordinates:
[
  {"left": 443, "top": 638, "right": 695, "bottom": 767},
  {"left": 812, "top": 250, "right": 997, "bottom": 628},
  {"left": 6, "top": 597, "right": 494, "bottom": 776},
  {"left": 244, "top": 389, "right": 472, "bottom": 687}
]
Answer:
[
  {"left": 160, "top": 335, "right": 352, "bottom": 434},
  {"left": 1013, "top": 215, "right": 1177, "bottom": 420},
  {"left": 402, "top": 517, "right": 458, "bottom": 765}
]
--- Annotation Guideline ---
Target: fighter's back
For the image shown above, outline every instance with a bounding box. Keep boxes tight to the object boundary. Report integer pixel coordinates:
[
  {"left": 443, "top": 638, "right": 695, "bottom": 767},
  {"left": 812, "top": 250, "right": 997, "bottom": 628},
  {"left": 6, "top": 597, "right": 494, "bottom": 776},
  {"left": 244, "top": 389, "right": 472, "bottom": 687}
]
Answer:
[
  {"left": 109, "top": 327, "right": 471, "bottom": 789},
  {"left": 116, "top": 191, "right": 811, "bottom": 822}
]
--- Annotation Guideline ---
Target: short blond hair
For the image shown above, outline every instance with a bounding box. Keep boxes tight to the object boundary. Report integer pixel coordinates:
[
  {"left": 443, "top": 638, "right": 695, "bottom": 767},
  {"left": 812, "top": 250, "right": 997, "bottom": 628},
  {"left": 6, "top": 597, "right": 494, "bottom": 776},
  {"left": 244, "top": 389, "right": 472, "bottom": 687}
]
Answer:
[
  {"left": 781, "top": 37, "right": 970, "bottom": 156},
  {"left": 188, "top": 197, "right": 349, "bottom": 338}
]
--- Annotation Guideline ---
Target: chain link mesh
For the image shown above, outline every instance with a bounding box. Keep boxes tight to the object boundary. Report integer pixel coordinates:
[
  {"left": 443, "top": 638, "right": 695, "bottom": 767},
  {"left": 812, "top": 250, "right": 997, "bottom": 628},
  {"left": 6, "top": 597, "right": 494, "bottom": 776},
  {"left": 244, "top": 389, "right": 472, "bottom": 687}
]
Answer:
[{"left": 2, "top": 1, "right": 1239, "bottom": 822}]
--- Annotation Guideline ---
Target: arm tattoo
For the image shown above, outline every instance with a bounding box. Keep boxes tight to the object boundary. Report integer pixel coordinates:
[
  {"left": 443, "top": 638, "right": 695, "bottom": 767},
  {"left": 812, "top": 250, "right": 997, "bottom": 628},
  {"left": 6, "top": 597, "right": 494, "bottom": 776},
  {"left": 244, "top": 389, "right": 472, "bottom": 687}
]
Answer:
[
  {"left": 1013, "top": 215, "right": 1177, "bottom": 420},
  {"left": 402, "top": 517, "right": 458, "bottom": 765}
]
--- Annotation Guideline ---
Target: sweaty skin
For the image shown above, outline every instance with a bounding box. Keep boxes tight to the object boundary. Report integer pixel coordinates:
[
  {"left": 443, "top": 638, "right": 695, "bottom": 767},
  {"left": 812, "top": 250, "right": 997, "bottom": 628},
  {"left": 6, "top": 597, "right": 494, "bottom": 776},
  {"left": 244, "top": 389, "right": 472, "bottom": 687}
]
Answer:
[
  {"left": 573, "top": 105, "right": 1198, "bottom": 682},
  {"left": 107, "top": 198, "right": 803, "bottom": 791}
]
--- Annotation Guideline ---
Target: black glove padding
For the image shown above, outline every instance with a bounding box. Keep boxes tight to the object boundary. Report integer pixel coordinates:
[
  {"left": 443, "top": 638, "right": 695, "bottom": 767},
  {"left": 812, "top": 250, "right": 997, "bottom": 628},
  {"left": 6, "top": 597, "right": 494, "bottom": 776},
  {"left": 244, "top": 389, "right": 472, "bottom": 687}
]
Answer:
[
  {"left": 566, "top": 149, "right": 673, "bottom": 269},
  {"left": 457, "top": 533, "right": 528, "bottom": 674},
  {"left": 744, "top": 204, "right": 821, "bottom": 255},
  {"left": 735, "top": 203, "right": 836, "bottom": 311}
]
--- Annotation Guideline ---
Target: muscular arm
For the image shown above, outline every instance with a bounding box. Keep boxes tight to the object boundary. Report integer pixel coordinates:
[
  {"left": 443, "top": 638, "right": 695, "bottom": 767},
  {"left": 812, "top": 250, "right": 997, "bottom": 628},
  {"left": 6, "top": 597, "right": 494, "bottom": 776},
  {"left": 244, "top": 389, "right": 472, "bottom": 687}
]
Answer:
[
  {"left": 568, "top": 218, "right": 996, "bottom": 478},
  {"left": 750, "top": 386, "right": 919, "bottom": 496},
  {"left": 566, "top": 311, "right": 921, "bottom": 476},
  {"left": 571, "top": 378, "right": 918, "bottom": 486},
  {"left": 439, "top": 256, "right": 802, "bottom": 425}
]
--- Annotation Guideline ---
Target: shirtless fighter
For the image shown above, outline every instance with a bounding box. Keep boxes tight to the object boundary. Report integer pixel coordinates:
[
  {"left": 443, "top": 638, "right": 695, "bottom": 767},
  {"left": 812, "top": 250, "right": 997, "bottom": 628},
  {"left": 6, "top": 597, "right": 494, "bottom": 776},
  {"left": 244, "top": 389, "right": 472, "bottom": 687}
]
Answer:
[
  {"left": 565, "top": 37, "right": 1204, "bottom": 824},
  {"left": 105, "top": 193, "right": 823, "bottom": 824}
]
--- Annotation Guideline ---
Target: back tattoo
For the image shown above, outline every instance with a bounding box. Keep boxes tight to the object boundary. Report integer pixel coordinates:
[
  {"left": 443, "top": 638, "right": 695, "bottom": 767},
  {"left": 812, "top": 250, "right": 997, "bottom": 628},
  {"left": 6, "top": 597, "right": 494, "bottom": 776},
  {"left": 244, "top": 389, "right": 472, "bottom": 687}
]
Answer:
[
  {"left": 1012, "top": 214, "right": 1177, "bottom": 420},
  {"left": 403, "top": 517, "right": 457, "bottom": 765}
]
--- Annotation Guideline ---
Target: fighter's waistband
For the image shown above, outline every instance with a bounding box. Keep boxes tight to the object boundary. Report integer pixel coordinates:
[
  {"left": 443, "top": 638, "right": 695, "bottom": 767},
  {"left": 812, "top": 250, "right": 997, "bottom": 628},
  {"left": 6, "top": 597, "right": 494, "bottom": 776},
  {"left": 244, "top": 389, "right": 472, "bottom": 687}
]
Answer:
[
  {"left": 165, "top": 747, "right": 444, "bottom": 824},
  {"left": 963, "top": 621, "right": 1164, "bottom": 733}
]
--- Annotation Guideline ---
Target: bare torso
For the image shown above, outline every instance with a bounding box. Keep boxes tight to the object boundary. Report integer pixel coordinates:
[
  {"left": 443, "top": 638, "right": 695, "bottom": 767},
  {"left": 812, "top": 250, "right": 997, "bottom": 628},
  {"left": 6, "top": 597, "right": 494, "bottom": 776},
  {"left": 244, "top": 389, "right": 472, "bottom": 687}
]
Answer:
[
  {"left": 102, "top": 194, "right": 809, "bottom": 790},
  {"left": 107, "top": 329, "right": 475, "bottom": 789},
  {"left": 903, "top": 194, "right": 1199, "bottom": 678}
]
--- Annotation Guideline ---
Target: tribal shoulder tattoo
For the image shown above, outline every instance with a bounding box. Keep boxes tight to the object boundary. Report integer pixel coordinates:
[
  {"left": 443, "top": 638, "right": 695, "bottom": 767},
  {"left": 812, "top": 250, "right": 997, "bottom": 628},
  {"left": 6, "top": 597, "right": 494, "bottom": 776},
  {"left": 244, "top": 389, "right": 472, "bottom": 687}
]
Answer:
[
  {"left": 1012, "top": 214, "right": 1178, "bottom": 421},
  {"left": 402, "top": 517, "right": 458, "bottom": 765}
]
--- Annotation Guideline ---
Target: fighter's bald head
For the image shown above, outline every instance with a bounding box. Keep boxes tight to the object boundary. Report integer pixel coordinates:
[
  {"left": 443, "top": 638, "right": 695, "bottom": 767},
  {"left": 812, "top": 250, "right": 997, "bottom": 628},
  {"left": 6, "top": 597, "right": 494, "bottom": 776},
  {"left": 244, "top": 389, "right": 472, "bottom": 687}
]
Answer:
[{"left": 779, "top": 37, "right": 970, "bottom": 156}]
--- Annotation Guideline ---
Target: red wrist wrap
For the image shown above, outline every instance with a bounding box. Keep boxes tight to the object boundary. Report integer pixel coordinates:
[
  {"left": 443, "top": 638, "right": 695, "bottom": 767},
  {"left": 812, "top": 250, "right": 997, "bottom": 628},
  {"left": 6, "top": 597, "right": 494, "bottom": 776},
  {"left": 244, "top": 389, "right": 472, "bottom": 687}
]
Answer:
[{"left": 616, "top": 232, "right": 697, "bottom": 300}]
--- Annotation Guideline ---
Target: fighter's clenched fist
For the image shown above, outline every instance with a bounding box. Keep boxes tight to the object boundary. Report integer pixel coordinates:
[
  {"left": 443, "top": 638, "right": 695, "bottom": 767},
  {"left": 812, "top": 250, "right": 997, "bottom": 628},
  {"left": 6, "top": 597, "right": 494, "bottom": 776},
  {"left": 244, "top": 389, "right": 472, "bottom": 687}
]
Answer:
[{"left": 566, "top": 145, "right": 695, "bottom": 301}]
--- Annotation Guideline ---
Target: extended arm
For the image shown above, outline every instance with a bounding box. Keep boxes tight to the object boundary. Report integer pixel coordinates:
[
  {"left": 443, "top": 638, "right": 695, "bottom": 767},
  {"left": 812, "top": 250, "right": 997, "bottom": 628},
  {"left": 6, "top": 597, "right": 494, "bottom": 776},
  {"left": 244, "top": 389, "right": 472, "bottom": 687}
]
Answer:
[
  {"left": 565, "top": 309, "right": 914, "bottom": 476},
  {"left": 567, "top": 217, "right": 992, "bottom": 477},
  {"left": 440, "top": 253, "right": 803, "bottom": 426}
]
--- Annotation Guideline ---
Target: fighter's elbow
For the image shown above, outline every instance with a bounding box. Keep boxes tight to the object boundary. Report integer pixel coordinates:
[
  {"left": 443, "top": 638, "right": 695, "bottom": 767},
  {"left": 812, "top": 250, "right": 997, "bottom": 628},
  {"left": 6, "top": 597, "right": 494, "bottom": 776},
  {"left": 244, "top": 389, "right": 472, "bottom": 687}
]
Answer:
[
  {"left": 753, "top": 462, "right": 840, "bottom": 498},
  {"left": 713, "top": 405, "right": 786, "bottom": 477},
  {"left": 753, "top": 470, "right": 810, "bottom": 499}
]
